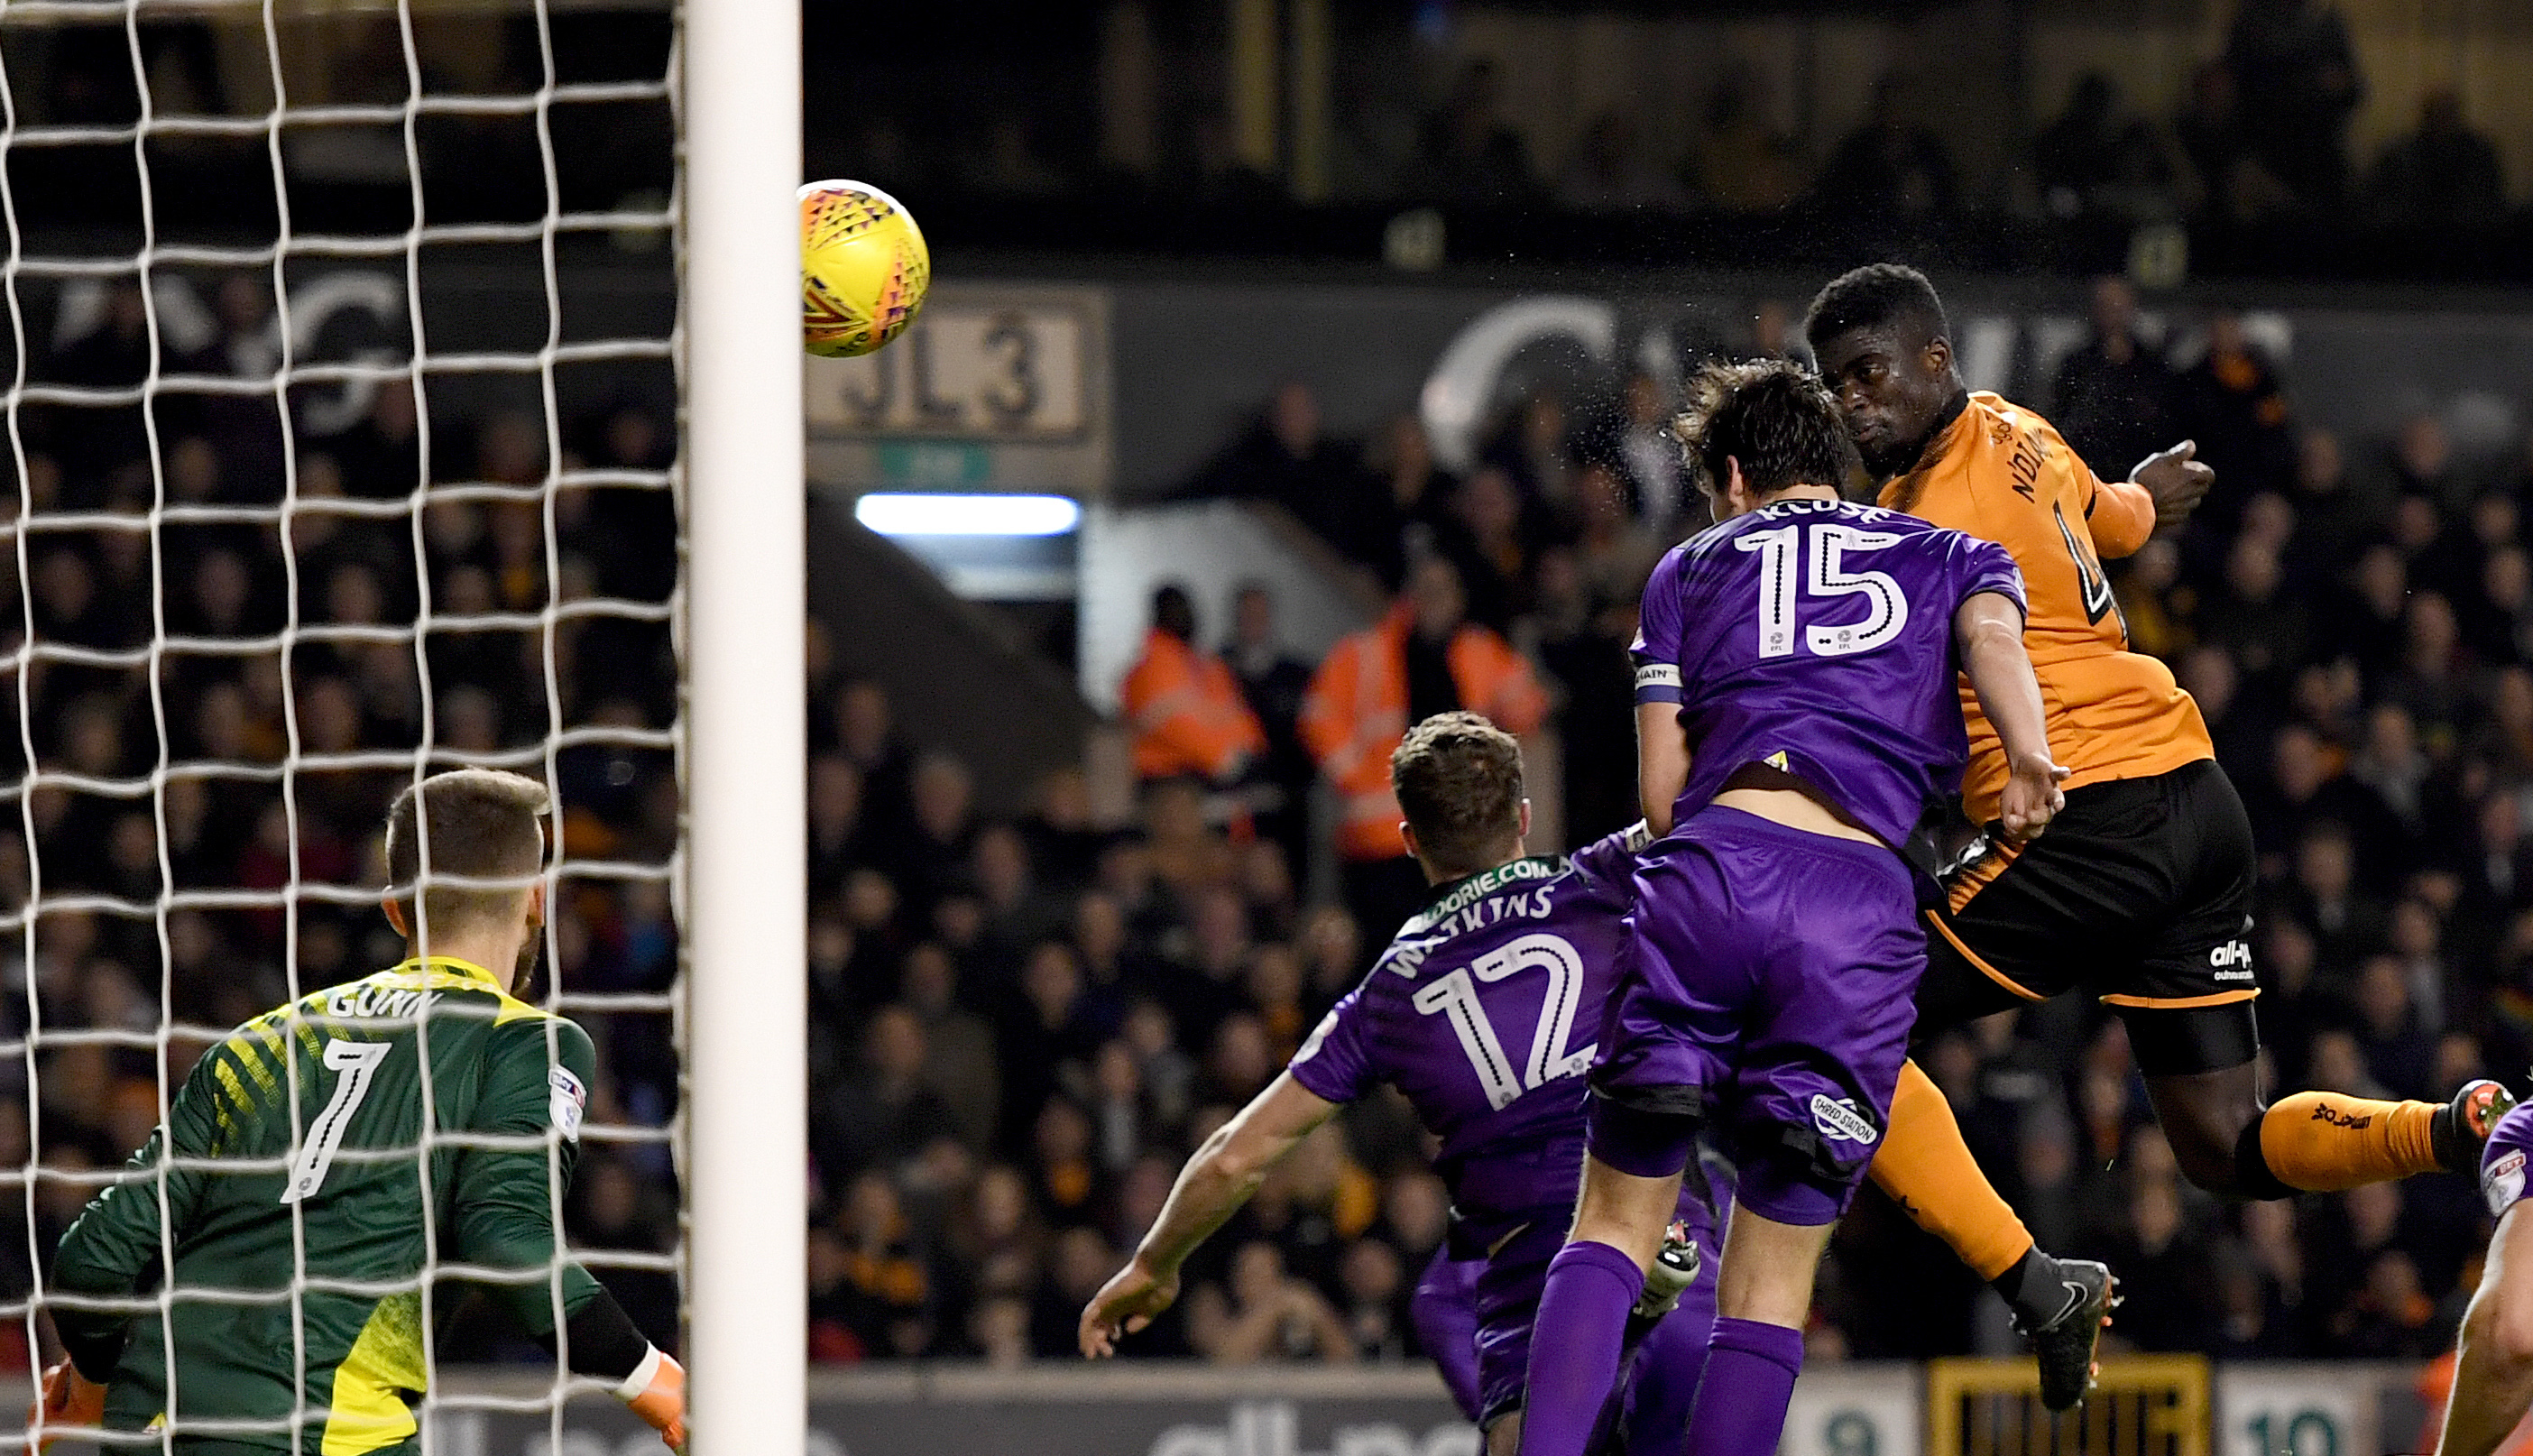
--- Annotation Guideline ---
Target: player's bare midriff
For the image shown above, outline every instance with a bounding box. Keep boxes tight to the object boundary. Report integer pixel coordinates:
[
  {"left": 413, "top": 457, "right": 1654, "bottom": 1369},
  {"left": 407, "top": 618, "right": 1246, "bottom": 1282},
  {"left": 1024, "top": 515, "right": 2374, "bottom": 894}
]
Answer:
[{"left": 1711, "top": 786, "right": 1886, "bottom": 849}]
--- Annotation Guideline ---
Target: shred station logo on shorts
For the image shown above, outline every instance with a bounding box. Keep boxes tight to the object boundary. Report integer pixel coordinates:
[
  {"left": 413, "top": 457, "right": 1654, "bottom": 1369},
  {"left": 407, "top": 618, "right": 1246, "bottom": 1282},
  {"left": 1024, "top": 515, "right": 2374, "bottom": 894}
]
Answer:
[{"left": 1810, "top": 1095, "right": 1879, "bottom": 1145}]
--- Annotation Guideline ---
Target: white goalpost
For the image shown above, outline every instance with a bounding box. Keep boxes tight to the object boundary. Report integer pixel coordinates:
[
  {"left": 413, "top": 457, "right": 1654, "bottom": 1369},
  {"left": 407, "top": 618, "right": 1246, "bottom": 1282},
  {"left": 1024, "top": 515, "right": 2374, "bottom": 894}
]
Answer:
[
  {"left": 681, "top": 1, "right": 806, "bottom": 1454},
  {"left": 0, "top": 0, "right": 804, "bottom": 1450}
]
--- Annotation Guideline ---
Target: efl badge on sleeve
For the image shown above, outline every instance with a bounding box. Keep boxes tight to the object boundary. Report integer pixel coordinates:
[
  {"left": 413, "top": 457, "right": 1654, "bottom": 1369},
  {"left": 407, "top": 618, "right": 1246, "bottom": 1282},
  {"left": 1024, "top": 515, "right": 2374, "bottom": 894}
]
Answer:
[
  {"left": 549, "top": 1066, "right": 589, "bottom": 1143},
  {"left": 2486, "top": 1147, "right": 2526, "bottom": 1218}
]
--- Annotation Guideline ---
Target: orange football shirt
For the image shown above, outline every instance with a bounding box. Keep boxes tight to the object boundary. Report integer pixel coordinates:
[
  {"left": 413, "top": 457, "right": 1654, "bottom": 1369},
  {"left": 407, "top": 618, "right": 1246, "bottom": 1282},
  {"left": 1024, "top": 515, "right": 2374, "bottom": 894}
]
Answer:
[{"left": 1878, "top": 392, "right": 2214, "bottom": 825}]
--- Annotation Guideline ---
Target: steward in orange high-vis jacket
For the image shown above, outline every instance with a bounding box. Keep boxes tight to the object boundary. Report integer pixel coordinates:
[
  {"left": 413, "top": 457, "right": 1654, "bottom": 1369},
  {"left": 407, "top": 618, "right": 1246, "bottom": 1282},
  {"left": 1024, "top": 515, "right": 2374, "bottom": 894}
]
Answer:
[
  {"left": 1302, "top": 557, "right": 1547, "bottom": 935},
  {"left": 1119, "top": 584, "right": 1267, "bottom": 784}
]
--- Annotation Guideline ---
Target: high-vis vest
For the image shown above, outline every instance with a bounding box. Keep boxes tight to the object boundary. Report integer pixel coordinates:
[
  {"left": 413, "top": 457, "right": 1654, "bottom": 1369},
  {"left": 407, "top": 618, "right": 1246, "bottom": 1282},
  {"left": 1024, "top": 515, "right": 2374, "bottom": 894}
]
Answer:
[
  {"left": 1300, "top": 606, "right": 1548, "bottom": 861},
  {"left": 1119, "top": 628, "right": 1268, "bottom": 781}
]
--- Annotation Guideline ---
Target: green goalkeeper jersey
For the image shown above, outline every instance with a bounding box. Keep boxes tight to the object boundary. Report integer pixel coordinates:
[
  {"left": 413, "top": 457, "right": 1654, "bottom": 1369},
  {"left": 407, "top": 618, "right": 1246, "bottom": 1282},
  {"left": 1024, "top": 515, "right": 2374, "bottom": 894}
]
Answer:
[{"left": 51, "top": 955, "right": 608, "bottom": 1455}]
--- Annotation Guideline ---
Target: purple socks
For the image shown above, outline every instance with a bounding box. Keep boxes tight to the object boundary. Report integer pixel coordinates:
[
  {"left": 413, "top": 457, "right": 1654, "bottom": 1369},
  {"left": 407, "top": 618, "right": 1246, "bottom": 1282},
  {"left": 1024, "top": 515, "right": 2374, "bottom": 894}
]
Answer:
[
  {"left": 1681, "top": 1317, "right": 1805, "bottom": 1456},
  {"left": 1617, "top": 1246, "right": 1718, "bottom": 1456},
  {"left": 1517, "top": 1241, "right": 1644, "bottom": 1456}
]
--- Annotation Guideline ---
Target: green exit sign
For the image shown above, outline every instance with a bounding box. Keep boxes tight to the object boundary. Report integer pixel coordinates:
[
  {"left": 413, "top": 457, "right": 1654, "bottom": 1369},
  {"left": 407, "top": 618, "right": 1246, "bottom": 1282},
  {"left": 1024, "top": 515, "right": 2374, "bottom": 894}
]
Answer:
[{"left": 874, "top": 441, "right": 992, "bottom": 485}]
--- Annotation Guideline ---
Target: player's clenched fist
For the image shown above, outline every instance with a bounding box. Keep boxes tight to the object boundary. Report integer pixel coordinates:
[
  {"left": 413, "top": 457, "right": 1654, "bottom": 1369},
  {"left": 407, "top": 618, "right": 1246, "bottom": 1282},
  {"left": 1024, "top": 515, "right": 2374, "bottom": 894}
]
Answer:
[
  {"left": 28, "top": 1361, "right": 104, "bottom": 1452},
  {"left": 1079, "top": 1257, "right": 1180, "bottom": 1359},
  {"left": 1999, "top": 751, "right": 2070, "bottom": 843},
  {"left": 619, "top": 1348, "right": 686, "bottom": 1454},
  {"left": 2131, "top": 439, "right": 2215, "bottom": 532}
]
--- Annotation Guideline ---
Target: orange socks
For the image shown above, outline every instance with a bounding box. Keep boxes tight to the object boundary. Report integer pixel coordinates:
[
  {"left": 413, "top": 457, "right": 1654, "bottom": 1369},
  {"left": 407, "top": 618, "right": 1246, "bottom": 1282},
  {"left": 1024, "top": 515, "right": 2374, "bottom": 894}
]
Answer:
[
  {"left": 2254, "top": 1092, "right": 2439, "bottom": 1192},
  {"left": 1867, "top": 1058, "right": 2035, "bottom": 1282}
]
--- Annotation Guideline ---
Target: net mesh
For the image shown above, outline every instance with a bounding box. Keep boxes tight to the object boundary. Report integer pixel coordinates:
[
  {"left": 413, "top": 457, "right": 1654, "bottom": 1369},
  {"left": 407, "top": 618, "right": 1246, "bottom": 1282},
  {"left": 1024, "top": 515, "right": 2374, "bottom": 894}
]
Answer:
[{"left": 0, "top": 0, "right": 684, "bottom": 1448}]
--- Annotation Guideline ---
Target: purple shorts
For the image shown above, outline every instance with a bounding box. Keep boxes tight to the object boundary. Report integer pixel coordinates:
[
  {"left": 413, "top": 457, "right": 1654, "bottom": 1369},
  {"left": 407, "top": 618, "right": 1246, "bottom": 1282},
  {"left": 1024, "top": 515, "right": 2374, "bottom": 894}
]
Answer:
[{"left": 1589, "top": 806, "right": 1925, "bottom": 1225}]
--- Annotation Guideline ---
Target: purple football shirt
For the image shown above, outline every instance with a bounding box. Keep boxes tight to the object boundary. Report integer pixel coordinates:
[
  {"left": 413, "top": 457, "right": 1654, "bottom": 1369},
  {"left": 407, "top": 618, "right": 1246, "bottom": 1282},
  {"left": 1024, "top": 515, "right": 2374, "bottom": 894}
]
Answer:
[
  {"left": 1290, "top": 826, "right": 1646, "bottom": 1228},
  {"left": 1632, "top": 497, "right": 2024, "bottom": 848}
]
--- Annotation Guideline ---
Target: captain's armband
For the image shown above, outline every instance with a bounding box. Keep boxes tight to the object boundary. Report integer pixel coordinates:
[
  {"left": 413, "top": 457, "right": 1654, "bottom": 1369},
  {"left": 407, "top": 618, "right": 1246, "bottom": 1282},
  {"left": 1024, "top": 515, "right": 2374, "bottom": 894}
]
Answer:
[{"left": 1632, "top": 655, "right": 1683, "bottom": 705}]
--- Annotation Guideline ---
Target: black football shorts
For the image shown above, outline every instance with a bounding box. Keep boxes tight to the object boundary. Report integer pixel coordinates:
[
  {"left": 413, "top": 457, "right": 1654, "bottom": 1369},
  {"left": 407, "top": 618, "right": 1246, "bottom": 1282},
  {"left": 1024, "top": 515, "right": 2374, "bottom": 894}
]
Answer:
[{"left": 1913, "top": 758, "right": 2259, "bottom": 1074}]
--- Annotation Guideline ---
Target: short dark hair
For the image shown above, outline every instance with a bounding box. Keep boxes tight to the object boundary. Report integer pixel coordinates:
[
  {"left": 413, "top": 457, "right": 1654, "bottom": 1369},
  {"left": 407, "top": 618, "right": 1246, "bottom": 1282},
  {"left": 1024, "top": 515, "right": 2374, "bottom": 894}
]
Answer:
[
  {"left": 1672, "top": 359, "right": 1856, "bottom": 501},
  {"left": 1392, "top": 712, "right": 1524, "bottom": 877},
  {"left": 1804, "top": 263, "right": 1949, "bottom": 350},
  {"left": 384, "top": 768, "right": 548, "bottom": 933}
]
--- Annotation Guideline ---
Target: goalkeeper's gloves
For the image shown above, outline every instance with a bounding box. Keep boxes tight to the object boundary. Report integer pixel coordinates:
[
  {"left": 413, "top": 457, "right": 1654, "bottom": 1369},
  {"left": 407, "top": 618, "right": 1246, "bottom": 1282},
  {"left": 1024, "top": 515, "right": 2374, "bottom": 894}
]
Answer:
[
  {"left": 27, "top": 1361, "right": 105, "bottom": 1453},
  {"left": 617, "top": 1346, "right": 686, "bottom": 1454}
]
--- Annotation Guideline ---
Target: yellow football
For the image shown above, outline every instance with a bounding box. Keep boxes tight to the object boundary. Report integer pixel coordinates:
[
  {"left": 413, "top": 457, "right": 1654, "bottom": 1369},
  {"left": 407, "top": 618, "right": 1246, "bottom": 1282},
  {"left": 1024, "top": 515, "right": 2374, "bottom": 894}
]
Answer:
[{"left": 799, "top": 180, "right": 929, "bottom": 358}]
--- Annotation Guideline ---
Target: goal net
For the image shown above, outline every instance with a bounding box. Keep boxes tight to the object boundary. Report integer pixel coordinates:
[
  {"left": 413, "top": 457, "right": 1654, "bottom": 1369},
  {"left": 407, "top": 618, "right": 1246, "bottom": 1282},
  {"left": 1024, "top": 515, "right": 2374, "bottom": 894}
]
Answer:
[{"left": 0, "top": 0, "right": 701, "bottom": 1448}]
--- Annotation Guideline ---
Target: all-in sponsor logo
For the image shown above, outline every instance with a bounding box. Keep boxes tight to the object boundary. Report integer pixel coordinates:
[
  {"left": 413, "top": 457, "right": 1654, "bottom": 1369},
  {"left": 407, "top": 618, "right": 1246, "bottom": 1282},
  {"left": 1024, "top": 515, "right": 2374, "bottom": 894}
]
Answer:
[
  {"left": 1810, "top": 1094, "right": 1878, "bottom": 1145},
  {"left": 2308, "top": 1101, "right": 2371, "bottom": 1131}
]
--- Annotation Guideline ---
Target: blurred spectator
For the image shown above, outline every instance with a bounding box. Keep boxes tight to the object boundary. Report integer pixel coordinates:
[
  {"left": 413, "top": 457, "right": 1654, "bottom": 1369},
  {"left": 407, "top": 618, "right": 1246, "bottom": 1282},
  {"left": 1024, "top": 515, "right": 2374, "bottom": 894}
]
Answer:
[
  {"left": 1484, "top": 392, "right": 1572, "bottom": 511},
  {"left": 2367, "top": 88, "right": 2506, "bottom": 227},
  {"left": 2196, "top": 536, "right": 2307, "bottom": 689},
  {"left": 884, "top": 752, "right": 978, "bottom": 913},
  {"left": 1228, "top": 582, "right": 1319, "bottom": 876},
  {"left": 1610, "top": 373, "right": 1689, "bottom": 535},
  {"left": 1434, "top": 466, "right": 1538, "bottom": 631},
  {"left": 1187, "top": 1241, "right": 1355, "bottom": 1364},
  {"left": 1399, "top": 58, "right": 1535, "bottom": 205},
  {"left": 1553, "top": 112, "right": 1684, "bottom": 213},
  {"left": 1348, "top": 416, "right": 1455, "bottom": 587},
  {"left": 2281, "top": 429, "right": 2375, "bottom": 586},
  {"left": 2179, "top": 309, "right": 2297, "bottom": 530},
  {"left": 2033, "top": 72, "right": 2123, "bottom": 218},
  {"left": 2224, "top": 0, "right": 2364, "bottom": 207},
  {"left": 901, "top": 942, "right": 1000, "bottom": 1152},
  {"left": 1815, "top": 76, "right": 1957, "bottom": 217},
  {"left": 1301, "top": 557, "right": 1548, "bottom": 938},
  {"left": 2174, "top": 60, "right": 2293, "bottom": 225},
  {"left": 832, "top": 678, "right": 915, "bottom": 844},
  {"left": 815, "top": 1004, "right": 962, "bottom": 1193},
  {"left": 2085, "top": 1174, "right": 2220, "bottom": 1353},
  {"left": 2351, "top": 954, "right": 2436, "bottom": 1097},
  {"left": 2050, "top": 276, "right": 2179, "bottom": 484},
  {"left": 1184, "top": 383, "right": 1364, "bottom": 551},
  {"left": 2381, "top": 417, "right": 2468, "bottom": 521},
  {"left": 1119, "top": 584, "right": 1266, "bottom": 788},
  {"left": 1682, "top": 66, "right": 1805, "bottom": 212}
]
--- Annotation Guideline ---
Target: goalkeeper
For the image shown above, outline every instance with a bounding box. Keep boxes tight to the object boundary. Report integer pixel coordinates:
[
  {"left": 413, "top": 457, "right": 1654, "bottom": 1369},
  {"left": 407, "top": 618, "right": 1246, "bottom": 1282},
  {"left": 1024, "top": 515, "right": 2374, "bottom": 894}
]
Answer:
[{"left": 33, "top": 769, "right": 686, "bottom": 1455}]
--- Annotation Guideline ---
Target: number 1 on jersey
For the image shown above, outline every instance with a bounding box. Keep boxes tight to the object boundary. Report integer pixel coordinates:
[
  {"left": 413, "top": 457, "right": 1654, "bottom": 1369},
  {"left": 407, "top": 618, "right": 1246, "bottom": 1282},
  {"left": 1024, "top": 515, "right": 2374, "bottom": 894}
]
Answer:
[
  {"left": 1738, "top": 521, "right": 1911, "bottom": 659},
  {"left": 1412, "top": 933, "right": 1594, "bottom": 1111},
  {"left": 281, "top": 1039, "right": 393, "bottom": 1204}
]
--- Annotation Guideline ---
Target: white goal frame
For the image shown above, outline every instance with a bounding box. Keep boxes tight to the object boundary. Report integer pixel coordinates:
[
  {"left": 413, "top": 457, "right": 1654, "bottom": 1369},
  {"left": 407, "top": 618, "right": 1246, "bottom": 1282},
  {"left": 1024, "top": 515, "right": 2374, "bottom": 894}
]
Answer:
[{"left": 682, "top": 1, "right": 805, "bottom": 1452}]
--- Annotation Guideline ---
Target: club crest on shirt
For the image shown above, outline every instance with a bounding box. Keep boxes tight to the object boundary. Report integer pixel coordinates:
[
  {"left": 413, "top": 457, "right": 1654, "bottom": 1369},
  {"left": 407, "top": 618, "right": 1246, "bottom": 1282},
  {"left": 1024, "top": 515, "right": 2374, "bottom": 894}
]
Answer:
[
  {"left": 2487, "top": 1147, "right": 2527, "bottom": 1217},
  {"left": 1810, "top": 1094, "right": 1878, "bottom": 1145},
  {"left": 549, "top": 1066, "right": 587, "bottom": 1142}
]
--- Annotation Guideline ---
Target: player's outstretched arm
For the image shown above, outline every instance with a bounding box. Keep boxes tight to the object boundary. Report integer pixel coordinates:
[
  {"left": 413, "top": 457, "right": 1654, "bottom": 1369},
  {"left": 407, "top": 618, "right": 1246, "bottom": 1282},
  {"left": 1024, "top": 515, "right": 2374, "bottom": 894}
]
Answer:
[
  {"left": 1954, "top": 590, "right": 2067, "bottom": 841},
  {"left": 1635, "top": 703, "right": 1691, "bottom": 837},
  {"left": 449, "top": 1018, "right": 683, "bottom": 1451},
  {"left": 1079, "top": 1073, "right": 1339, "bottom": 1358},
  {"left": 2439, "top": 1203, "right": 2533, "bottom": 1456}
]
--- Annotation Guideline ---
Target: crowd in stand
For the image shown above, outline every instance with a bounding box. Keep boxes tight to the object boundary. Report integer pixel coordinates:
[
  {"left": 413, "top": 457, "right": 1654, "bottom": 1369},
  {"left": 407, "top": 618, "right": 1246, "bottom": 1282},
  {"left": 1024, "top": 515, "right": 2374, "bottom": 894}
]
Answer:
[
  {"left": 847, "top": 0, "right": 2513, "bottom": 244},
  {"left": 0, "top": 273, "right": 684, "bottom": 1368},
  {"left": 777, "top": 273, "right": 2533, "bottom": 1371}
]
